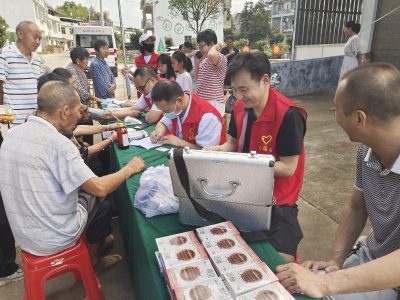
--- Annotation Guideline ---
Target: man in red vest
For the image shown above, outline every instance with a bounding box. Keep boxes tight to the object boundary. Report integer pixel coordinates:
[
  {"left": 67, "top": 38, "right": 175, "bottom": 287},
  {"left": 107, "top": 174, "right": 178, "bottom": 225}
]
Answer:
[
  {"left": 149, "top": 80, "right": 227, "bottom": 149},
  {"left": 204, "top": 52, "right": 307, "bottom": 263},
  {"left": 120, "top": 66, "right": 163, "bottom": 124}
]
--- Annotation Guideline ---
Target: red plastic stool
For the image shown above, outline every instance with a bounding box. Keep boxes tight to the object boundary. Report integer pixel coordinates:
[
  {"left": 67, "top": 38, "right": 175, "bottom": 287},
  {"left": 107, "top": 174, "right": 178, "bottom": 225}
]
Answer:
[
  {"left": 295, "top": 250, "right": 300, "bottom": 264},
  {"left": 21, "top": 236, "right": 105, "bottom": 300}
]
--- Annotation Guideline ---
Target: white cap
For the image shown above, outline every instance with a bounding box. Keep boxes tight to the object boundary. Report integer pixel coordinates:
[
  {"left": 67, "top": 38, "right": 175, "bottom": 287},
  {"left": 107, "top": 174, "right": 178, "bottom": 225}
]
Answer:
[{"left": 139, "top": 34, "right": 156, "bottom": 44}]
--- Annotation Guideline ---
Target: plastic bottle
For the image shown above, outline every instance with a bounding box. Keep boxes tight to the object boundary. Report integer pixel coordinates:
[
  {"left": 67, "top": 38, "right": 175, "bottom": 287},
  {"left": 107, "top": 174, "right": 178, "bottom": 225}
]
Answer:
[
  {"left": 117, "top": 123, "right": 129, "bottom": 150},
  {"left": 0, "top": 107, "right": 17, "bottom": 123}
]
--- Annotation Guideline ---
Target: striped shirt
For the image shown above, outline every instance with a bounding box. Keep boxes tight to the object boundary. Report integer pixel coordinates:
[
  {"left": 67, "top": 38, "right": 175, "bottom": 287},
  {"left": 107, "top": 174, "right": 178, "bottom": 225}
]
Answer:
[
  {"left": 196, "top": 53, "right": 227, "bottom": 103},
  {"left": 89, "top": 56, "right": 116, "bottom": 99},
  {"left": 0, "top": 43, "right": 44, "bottom": 126},
  {"left": 355, "top": 144, "right": 400, "bottom": 258}
]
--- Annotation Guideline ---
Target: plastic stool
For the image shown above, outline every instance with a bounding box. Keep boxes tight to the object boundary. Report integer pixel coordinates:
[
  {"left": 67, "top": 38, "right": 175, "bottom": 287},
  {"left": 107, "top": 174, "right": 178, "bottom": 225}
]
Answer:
[
  {"left": 295, "top": 250, "right": 300, "bottom": 264},
  {"left": 21, "top": 236, "right": 105, "bottom": 300}
]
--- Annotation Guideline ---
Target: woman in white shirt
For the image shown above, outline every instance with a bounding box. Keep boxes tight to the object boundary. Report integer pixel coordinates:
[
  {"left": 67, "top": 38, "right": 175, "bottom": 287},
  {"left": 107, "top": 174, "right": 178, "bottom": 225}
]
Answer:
[{"left": 171, "top": 51, "right": 193, "bottom": 92}]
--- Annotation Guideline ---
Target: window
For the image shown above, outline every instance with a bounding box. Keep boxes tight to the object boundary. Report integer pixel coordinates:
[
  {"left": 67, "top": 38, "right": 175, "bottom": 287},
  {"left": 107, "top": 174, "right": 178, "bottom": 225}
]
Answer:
[
  {"left": 75, "top": 34, "right": 114, "bottom": 48},
  {"left": 35, "top": 6, "right": 40, "bottom": 19},
  {"left": 70, "top": 28, "right": 73, "bottom": 34},
  {"left": 291, "top": 1, "right": 296, "bottom": 9},
  {"left": 184, "top": 36, "right": 192, "bottom": 42},
  {"left": 57, "top": 24, "right": 61, "bottom": 32},
  {"left": 61, "top": 27, "right": 65, "bottom": 34},
  {"left": 278, "top": 3, "right": 284, "bottom": 11}
]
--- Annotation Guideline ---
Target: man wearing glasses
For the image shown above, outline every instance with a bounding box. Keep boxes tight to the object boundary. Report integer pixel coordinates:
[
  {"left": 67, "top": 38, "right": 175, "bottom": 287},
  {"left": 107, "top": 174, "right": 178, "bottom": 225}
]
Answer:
[
  {"left": 194, "top": 29, "right": 228, "bottom": 117},
  {"left": 120, "top": 66, "right": 165, "bottom": 123}
]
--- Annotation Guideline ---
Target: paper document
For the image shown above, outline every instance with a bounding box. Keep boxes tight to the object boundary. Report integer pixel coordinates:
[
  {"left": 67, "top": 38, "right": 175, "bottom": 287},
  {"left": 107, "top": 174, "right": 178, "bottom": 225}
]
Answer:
[
  {"left": 130, "top": 137, "right": 162, "bottom": 150},
  {"left": 113, "top": 99, "right": 128, "bottom": 105}
]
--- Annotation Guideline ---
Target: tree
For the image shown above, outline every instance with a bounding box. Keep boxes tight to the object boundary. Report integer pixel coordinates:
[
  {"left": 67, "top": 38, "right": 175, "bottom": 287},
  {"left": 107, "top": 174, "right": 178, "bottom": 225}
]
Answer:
[
  {"left": 168, "top": 0, "right": 225, "bottom": 34},
  {"left": 0, "top": 15, "right": 10, "bottom": 49},
  {"left": 286, "top": 34, "right": 293, "bottom": 51},
  {"left": 56, "top": 1, "right": 111, "bottom": 22},
  {"left": 256, "top": 39, "right": 269, "bottom": 52},
  {"left": 191, "top": 37, "right": 198, "bottom": 49},
  {"left": 114, "top": 32, "right": 121, "bottom": 48},
  {"left": 165, "top": 36, "right": 175, "bottom": 48},
  {"left": 240, "top": 0, "right": 272, "bottom": 45},
  {"left": 269, "top": 30, "right": 285, "bottom": 46},
  {"left": 223, "top": 9, "right": 236, "bottom": 37},
  {"left": 130, "top": 29, "right": 143, "bottom": 49}
]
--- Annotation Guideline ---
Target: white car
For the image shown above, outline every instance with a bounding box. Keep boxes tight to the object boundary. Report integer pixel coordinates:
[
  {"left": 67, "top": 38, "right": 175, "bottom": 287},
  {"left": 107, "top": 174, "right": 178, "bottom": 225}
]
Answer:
[{"left": 162, "top": 47, "right": 179, "bottom": 55}]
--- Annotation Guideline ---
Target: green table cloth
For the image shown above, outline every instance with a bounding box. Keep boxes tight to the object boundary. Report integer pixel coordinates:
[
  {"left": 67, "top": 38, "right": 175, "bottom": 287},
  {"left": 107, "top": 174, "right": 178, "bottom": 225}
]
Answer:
[{"left": 106, "top": 114, "right": 318, "bottom": 300}]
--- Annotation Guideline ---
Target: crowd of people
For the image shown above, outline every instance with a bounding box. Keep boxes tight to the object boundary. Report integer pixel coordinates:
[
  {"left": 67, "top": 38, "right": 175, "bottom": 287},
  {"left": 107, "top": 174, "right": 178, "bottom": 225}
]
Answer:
[{"left": 1, "top": 19, "right": 399, "bottom": 300}]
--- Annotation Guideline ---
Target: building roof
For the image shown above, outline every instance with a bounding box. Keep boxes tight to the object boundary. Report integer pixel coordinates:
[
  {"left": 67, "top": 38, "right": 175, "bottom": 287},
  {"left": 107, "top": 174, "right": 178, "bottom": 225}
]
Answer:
[{"left": 48, "top": 8, "right": 65, "bottom": 16}]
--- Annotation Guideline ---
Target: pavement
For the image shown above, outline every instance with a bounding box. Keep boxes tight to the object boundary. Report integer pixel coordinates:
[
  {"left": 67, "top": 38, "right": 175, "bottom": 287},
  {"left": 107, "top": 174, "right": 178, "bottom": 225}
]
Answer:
[{"left": 0, "top": 51, "right": 372, "bottom": 299}]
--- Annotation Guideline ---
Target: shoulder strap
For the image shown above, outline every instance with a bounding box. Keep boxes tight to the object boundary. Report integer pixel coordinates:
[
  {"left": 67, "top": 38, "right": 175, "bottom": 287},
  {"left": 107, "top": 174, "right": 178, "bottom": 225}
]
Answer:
[{"left": 173, "top": 148, "right": 283, "bottom": 242}]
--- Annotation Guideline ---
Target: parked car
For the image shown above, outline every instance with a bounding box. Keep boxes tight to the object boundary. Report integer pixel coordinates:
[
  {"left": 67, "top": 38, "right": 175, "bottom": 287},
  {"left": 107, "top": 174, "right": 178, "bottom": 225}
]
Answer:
[
  {"left": 163, "top": 47, "right": 179, "bottom": 55},
  {"left": 121, "top": 42, "right": 135, "bottom": 50}
]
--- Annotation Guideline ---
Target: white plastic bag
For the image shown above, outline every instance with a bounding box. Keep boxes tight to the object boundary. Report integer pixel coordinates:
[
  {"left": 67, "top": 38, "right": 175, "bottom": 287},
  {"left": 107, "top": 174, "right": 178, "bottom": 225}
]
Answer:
[{"left": 134, "top": 165, "right": 179, "bottom": 218}]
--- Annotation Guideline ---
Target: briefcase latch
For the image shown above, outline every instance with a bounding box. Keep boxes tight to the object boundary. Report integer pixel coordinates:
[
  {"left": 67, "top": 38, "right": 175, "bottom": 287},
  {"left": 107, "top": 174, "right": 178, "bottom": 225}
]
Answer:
[
  {"left": 197, "top": 178, "right": 240, "bottom": 198},
  {"left": 249, "top": 151, "right": 258, "bottom": 159}
]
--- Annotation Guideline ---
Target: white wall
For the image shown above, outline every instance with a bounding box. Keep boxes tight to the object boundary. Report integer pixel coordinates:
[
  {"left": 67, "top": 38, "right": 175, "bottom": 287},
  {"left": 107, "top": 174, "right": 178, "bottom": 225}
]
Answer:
[
  {"left": 294, "top": 44, "right": 345, "bottom": 61},
  {"left": 359, "top": 0, "right": 379, "bottom": 54},
  {"left": 153, "top": 1, "right": 224, "bottom": 51}
]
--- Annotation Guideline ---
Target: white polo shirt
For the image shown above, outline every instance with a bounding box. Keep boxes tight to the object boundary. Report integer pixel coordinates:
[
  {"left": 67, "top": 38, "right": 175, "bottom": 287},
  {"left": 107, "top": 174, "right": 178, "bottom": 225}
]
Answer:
[
  {"left": 160, "top": 92, "right": 222, "bottom": 147},
  {"left": 0, "top": 43, "right": 44, "bottom": 126}
]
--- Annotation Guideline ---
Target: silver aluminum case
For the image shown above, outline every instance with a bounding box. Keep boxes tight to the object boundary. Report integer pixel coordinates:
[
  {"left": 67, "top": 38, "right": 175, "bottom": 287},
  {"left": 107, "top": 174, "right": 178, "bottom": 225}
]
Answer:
[{"left": 167, "top": 149, "right": 275, "bottom": 232}]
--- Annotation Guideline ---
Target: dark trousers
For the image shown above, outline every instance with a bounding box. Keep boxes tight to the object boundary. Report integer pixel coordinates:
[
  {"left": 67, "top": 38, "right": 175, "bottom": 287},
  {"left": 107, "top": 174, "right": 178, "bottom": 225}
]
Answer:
[{"left": 0, "top": 194, "right": 18, "bottom": 277}]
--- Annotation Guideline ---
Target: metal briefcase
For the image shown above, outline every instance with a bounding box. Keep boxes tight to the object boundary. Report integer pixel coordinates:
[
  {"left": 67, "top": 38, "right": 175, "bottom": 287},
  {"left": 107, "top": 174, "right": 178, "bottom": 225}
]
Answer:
[{"left": 167, "top": 148, "right": 275, "bottom": 232}]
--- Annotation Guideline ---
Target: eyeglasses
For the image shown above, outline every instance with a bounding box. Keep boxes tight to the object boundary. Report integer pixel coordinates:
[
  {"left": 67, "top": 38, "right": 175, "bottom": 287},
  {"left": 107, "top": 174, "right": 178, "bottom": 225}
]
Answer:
[
  {"left": 136, "top": 78, "right": 150, "bottom": 92},
  {"left": 198, "top": 43, "right": 207, "bottom": 50}
]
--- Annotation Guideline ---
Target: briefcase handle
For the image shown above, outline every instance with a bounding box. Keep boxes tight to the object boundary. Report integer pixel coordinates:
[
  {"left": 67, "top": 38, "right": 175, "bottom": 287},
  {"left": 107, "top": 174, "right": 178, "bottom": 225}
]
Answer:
[
  {"left": 172, "top": 148, "right": 283, "bottom": 242},
  {"left": 198, "top": 178, "right": 240, "bottom": 198}
]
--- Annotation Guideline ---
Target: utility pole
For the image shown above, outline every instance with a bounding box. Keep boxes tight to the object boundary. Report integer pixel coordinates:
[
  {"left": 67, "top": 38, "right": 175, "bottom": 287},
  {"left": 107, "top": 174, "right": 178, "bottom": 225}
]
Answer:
[
  {"left": 88, "top": 7, "right": 91, "bottom": 25},
  {"left": 117, "top": 0, "right": 132, "bottom": 100},
  {"left": 100, "top": 0, "right": 104, "bottom": 26}
]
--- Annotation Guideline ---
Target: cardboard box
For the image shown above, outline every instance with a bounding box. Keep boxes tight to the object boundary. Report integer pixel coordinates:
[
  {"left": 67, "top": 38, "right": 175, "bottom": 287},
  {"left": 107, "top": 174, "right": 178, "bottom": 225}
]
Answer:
[
  {"left": 237, "top": 281, "right": 295, "bottom": 300},
  {"left": 202, "top": 233, "right": 248, "bottom": 256},
  {"left": 166, "top": 260, "right": 218, "bottom": 290},
  {"left": 209, "top": 246, "right": 262, "bottom": 276},
  {"left": 222, "top": 262, "right": 279, "bottom": 296},
  {"left": 156, "top": 231, "right": 200, "bottom": 252},
  {"left": 160, "top": 243, "right": 209, "bottom": 269},
  {"left": 174, "top": 277, "right": 233, "bottom": 300},
  {"left": 196, "top": 221, "right": 240, "bottom": 242}
]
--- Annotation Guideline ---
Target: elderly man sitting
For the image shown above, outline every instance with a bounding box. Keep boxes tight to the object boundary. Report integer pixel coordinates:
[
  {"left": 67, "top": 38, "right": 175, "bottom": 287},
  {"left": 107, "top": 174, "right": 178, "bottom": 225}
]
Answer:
[{"left": 0, "top": 81, "right": 146, "bottom": 274}]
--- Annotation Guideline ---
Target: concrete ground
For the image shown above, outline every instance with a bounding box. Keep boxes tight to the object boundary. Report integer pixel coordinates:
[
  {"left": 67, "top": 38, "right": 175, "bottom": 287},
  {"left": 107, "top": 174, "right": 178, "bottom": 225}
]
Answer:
[{"left": 0, "top": 51, "right": 371, "bottom": 299}]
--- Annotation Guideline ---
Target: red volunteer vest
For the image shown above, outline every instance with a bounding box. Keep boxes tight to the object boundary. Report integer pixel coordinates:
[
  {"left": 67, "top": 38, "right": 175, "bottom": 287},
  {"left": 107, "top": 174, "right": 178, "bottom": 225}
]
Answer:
[
  {"left": 134, "top": 52, "right": 160, "bottom": 70},
  {"left": 172, "top": 93, "right": 227, "bottom": 145},
  {"left": 233, "top": 88, "right": 307, "bottom": 206},
  {"left": 135, "top": 52, "right": 160, "bottom": 99}
]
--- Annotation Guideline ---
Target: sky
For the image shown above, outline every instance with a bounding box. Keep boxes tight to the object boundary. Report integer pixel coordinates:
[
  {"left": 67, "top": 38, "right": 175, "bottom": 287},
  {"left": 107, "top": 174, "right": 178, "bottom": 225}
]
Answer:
[{"left": 48, "top": 0, "right": 248, "bottom": 30}]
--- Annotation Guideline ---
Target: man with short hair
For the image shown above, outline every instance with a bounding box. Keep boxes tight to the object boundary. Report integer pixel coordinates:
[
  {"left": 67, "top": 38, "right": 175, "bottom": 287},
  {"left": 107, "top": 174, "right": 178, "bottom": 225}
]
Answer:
[
  {"left": 0, "top": 81, "right": 146, "bottom": 274},
  {"left": 120, "top": 65, "right": 164, "bottom": 123},
  {"left": 220, "top": 36, "right": 239, "bottom": 88},
  {"left": 204, "top": 52, "right": 307, "bottom": 263},
  {"left": 150, "top": 80, "right": 226, "bottom": 149},
  {"left": 89, "top": 39, "right": 116, "bottom": 100},
  {"left": 0, "top": 21, "right": 44, "bottom": 126},
  {"left": 276, "top": 63, "right": 400, "bottom": 300},
  {"left": 194, "top": 29, "right": 228, "bottom": 116}
]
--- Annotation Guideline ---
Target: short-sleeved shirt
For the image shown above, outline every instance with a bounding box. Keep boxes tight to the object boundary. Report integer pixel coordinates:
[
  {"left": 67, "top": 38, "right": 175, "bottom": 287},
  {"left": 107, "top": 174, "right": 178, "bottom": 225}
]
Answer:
[
  {"left": 196, "top": 53, "right": 227, "bottom": 103},
  {"left": 354, "top": 144, "right": 400, "bottom": 259},
  {"left": 176, "top": 72, "right": 192, "bottom": 92},
  {"left": 228, "top": 107, "right": 306, "bottom": 156},
  {"left": 0, "top": 43, "right": 44, "bottom": 126},
  {"left": 0, "top": 116, "right": 96, "bottom": 256},
  {"left": 160, "top": 92, "right": 222, "bottom": 147},
  {"left": 89, "top": 56, "right": 116, "bottom": 99},
  {"left": 135, "top": 94, "right": 161, "bottom": 112},
  {"left": 66, "top": 62, "right": 92, "bottom": 105}
]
